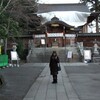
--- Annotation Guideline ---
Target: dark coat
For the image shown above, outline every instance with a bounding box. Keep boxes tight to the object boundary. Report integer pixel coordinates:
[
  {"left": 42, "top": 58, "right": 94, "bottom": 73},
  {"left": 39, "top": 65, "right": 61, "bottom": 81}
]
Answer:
[{"left": 49, "top": 55, "right": 59, "bottom": 75}]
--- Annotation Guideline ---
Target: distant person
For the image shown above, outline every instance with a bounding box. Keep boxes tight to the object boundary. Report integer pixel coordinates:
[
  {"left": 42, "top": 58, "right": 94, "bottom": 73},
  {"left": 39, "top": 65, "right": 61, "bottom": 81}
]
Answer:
[{"left": 49, "top": 51, "right": 60, "bottom": 83}]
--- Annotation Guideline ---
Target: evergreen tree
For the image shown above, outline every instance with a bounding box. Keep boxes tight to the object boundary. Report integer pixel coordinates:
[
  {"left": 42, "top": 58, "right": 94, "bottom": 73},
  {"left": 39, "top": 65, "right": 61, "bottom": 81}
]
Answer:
[
  {"left": 80, "top": 0, "right": 100, "bottom": 32},
  {"left": 0, "top": 0, "right": 40, "bottom": 54}
]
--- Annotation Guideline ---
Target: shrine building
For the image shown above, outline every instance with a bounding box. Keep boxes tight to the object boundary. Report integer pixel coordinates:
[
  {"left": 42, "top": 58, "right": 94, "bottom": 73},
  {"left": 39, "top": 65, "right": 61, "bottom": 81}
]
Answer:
[{"left": 33, "top": 3, "right": 100, "bottom": 47}]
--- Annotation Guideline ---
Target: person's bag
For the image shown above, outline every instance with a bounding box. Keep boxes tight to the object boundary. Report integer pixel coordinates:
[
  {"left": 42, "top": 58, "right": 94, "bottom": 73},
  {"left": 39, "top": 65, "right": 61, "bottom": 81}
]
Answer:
[{"left": 57, "top": 63, "right": 61, "bottom": 71}]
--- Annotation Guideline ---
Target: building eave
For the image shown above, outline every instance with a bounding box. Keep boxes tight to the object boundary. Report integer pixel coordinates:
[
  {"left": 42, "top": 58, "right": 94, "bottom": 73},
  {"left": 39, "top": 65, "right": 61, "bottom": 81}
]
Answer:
[
  {"left": 10, "top": 35, "right": 33, "bottom": 38},
  {"left": 78, "top": 33, "right": 100, "bottom": 37}
]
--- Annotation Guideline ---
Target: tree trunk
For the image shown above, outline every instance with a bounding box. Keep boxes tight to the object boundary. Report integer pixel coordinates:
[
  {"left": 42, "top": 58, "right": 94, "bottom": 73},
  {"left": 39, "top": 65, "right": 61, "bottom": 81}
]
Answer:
[{"left": 96, "top": 17, "right": 99, "bottom": 32}]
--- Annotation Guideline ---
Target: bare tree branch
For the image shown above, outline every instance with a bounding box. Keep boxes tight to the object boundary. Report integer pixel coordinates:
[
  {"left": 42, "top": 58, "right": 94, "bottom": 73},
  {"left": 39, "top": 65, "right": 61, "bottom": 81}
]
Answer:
[{"left": 0, "top": 0, "right": 12, "bottom": 14}]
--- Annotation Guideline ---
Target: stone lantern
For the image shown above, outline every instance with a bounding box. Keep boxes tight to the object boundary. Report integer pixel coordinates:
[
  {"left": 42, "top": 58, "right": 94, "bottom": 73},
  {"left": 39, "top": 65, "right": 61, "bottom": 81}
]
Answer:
[
  {"left": 12, "top": 43, "right": 17, "bottom": 51},
  {"left": 93, "top": 39, "right": 99, "bottom": 55}
]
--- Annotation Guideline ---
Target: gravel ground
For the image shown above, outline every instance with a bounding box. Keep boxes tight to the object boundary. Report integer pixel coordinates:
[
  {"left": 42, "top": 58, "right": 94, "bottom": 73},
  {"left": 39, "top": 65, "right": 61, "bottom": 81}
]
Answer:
[
  {"left": 64, "top": 63, "right": 100, "bottom": 100},
  {"left": 0, "top": 63, "right": 45, "bottom": 100}
]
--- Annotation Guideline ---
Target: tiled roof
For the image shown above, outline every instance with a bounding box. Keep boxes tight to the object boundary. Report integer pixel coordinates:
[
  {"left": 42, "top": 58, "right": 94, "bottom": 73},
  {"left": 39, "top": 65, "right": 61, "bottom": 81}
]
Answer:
[
  {"left": 45, "top": 17, "right": 74, "bottom": 27},
  {"left": 37, "top": 3, "right": 90, "bottom": 13}
]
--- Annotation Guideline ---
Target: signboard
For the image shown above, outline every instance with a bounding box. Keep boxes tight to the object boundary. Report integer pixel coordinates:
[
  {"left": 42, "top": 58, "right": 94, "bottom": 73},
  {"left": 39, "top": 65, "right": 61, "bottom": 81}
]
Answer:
[
  {"left": 41, "top": 39, "right": 45, "bottom": 45},
  {"left": 67, "top": 51, "right": 73, "bottom": 59},
  {"left": 84, "top": 50, "right": 91, "bottom": 60},
  {"left": 0, "top": 46, "right": 1, "bottom": 54},
  {"left": 11, "top": 51, "right": 18, "bottom": 60}
]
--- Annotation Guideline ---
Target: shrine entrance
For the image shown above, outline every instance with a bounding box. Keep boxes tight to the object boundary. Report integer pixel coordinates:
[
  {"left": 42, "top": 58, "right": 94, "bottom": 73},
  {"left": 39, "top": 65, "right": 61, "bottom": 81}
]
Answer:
[
  {"left": 33, "top": 17, "right": 77, "bottom": 47},
  {"left": 47, "top": 37, "right": 64, "bottom": 47}
]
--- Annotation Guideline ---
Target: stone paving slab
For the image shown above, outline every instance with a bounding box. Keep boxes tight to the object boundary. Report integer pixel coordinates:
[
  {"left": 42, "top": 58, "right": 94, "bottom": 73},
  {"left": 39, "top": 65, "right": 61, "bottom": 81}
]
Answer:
[
  {"left": 23, "top": 63, "right": 79, "bottom": 100},
  {"left": 1, "top": 62, "right": 100, "bottom": 100}
]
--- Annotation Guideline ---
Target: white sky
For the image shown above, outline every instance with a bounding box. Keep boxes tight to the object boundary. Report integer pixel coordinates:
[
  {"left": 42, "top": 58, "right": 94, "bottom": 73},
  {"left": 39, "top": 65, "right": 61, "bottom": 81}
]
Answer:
[{"left": 38, "top": 0, "right": 80, "bottom": 4}]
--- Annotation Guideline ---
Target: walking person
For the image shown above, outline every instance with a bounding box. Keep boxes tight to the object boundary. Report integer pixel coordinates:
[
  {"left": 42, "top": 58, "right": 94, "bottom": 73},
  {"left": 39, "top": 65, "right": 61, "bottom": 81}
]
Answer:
[{"left": 49, "top": 51, "right": 60, "bottom": 84}]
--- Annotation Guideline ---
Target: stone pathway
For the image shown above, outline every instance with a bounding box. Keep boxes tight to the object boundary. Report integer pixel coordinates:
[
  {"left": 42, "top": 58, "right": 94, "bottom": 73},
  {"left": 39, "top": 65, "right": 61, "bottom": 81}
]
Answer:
[{"left": 23, "top": 63, "right": 80, "bottom": 100}]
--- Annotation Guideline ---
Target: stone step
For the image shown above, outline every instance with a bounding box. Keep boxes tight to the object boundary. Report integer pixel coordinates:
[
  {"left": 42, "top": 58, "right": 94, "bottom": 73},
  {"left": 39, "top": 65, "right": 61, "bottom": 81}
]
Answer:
[{"left": 27, "top": 47, "right": 80, "bottom": 63}]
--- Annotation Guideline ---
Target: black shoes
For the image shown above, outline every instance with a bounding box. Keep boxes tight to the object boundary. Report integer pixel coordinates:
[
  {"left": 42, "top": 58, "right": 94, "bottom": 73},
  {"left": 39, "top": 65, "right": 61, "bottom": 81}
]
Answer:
[{"left": 52, "top": 80, "right": 57, "bottom": 84}]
